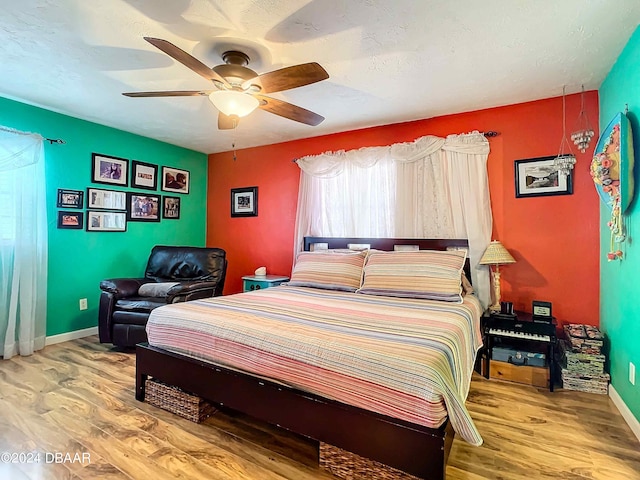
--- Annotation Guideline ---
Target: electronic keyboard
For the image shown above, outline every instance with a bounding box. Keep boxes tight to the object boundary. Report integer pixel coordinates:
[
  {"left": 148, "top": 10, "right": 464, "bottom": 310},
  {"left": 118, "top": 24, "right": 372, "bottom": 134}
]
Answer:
[{"left": 486, "top": 316, "right": 556, "bottom": 344}]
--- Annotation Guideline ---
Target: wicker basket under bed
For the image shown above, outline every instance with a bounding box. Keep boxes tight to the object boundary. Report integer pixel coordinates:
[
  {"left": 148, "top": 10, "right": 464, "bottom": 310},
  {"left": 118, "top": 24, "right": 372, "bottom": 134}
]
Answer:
[
  {"left": 145, "top": 378, "right": 217, "bottom": 423},
  {"left": 319, "top": 442, "right": 420, "bottom": 480}
]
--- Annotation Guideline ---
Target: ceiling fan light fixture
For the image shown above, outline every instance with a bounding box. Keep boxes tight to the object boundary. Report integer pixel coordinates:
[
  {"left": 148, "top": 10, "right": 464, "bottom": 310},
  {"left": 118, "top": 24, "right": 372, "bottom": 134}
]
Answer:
[{"left": 208, "top": 90, "right": 259, "bottom": 117}]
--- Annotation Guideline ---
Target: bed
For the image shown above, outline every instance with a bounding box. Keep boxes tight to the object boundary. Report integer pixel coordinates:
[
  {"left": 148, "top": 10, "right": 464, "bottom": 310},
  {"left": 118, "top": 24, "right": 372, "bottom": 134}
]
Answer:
[{"left": 136, "top": 237, "right": 483, "bottom": 480}]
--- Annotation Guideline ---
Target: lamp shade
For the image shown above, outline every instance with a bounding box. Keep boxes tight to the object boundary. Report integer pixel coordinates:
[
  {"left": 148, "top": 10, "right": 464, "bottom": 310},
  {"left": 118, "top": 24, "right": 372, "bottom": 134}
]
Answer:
[
  {"left": 479, "top": 240, "right": 516, "bottom": 265},
  {"left": 208, "top": 90, "right": 259, "bottom": 118}
]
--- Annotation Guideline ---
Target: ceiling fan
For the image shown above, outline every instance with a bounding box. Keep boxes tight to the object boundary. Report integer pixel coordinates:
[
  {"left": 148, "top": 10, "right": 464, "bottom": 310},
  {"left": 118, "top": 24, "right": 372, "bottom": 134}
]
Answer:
[{"left": 123, "top": 37, "right": 329, "bottom": 129}]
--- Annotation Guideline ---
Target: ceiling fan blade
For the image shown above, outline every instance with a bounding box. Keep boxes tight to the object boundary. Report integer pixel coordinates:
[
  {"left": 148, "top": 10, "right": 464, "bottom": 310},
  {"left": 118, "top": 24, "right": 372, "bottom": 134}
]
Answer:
[
  {"left": 255, "top": 95, "right": 324, "bottom": 126},
  {"left": 218, "top": 113, "right": 240, "bottom": 130},
  {"left": 144, "top": 37, "right": 230, "bottom": 88},
  {"left": 245, "top": 63, "right": 329, "bottom": 94},
  {"left": 122, "top": 90, "right": 213, "bottom": 97}
]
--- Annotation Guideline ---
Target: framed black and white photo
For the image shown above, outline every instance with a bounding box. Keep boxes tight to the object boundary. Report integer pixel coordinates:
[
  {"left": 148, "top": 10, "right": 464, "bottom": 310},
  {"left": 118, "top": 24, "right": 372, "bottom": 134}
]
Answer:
[
  {"left": 57, "top": 211, "right": 83, "bottom": 229},
  {"left": 92, "top": 153, "right": 129, "bottom": 187},
  {"left": 514, "top": 156, "right": 573, "bottom": 198},
  {"left": 86, "top": 211, "right": 127, "bottom": 232},
  {"left": 131, "top": 160, "right": 158, "bottom": 190},
  {"left": 56, "top": 189, "right": 84, "bottom": 209},
  {"left": 86, "top": 187, "right": 127, "bottom": 210},
  {"left": 163, "top": 196, "right": 181, "bottom": 219},
  {"left": 161, "top": 166, "right": 190, "bottom": 194},
  {"left": 231, "top": 186, "right": 258, "bottom": 217},
  {"left": 126, "top": 192, "right": 160, "bottom": 222}
]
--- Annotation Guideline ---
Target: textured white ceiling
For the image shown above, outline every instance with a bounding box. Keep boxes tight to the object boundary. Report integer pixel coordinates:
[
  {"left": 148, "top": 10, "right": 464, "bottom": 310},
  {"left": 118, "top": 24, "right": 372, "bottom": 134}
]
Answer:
[{"left": 1, "top": 1, "right": 639, "bottom": 154}]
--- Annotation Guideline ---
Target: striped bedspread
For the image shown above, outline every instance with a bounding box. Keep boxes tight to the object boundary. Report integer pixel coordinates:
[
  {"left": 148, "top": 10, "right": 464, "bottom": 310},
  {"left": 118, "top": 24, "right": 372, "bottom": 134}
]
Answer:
[{"left": 146, "top": 286, "right": 484, "bottom": 445}]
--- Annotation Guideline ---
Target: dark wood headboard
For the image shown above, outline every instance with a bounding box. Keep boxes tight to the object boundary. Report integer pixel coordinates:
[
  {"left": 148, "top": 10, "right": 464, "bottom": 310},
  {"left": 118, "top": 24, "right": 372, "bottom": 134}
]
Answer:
[{"left": 303, "top": 236, "right": 471, "bottom": 280}]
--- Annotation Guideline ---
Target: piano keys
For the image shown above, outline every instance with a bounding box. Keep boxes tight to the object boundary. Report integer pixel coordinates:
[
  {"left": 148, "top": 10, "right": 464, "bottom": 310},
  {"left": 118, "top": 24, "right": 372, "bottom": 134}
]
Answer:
[{"left": 488, "top": 327, "right": 551, "bottom": 342}]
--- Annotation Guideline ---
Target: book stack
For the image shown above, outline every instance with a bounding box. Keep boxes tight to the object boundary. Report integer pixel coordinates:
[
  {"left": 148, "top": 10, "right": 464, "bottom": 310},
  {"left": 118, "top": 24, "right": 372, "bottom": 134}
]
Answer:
[{"left": 560, "top": 324, "right": 609, "bottom": 394}]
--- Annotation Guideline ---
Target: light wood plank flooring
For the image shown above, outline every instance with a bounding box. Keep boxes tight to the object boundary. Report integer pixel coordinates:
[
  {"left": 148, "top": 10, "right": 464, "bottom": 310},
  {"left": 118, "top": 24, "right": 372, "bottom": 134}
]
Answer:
[{"left": 0, "top": 336, "right": 638, "bottom": 480}]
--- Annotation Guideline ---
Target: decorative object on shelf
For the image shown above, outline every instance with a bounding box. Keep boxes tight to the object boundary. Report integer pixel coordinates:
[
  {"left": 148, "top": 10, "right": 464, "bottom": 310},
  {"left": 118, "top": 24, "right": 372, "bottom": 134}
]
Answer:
[
  {"left": 553, "top": 86, "right": 577, "bottom": 176},
  {"left": 532, "top": 300, "right": 553, "bottom": 321},
  {"left": 86, "top": 210, "right": 127, "bottom": 232},
  {"left": 254, "top": 266, "right": 267, "bottom": 277},
  {"left": 126, "top": 192, "right": 161, "bottom": 222},
  {"left": 514, "top": 156, "right": 573, "bottom": 198},
  {"left": 479, "top": 240, "right": 516, "bottom": 312},
  {"left": 231, "top": 186, "right": 258, "bottom": 217},
  {"left": 131, "top": 160, "right": 158, "bottom": 190},
  {"left": 92, "top": 153, "right": 129, "bottom": 186},
  {"left": 57, "top": 211, "right": 83, "bottom": 229},
  {"left": 56, "top": 189, "right": 83, "bottom": 209},
  {"left": 571, "top": 85, "right": 595, "bottom": 153},
  {"left": 161, "top": 166, "right": 190, "bottom": 194},
  {"left": 162, "top": 196, "right": 180, "bottom": 219},
  {"left": 86, "top": 187, "right": 126, "bottom": 210},
  {"left": 590, "top": 111, "right": 635, "bottom": 261}
]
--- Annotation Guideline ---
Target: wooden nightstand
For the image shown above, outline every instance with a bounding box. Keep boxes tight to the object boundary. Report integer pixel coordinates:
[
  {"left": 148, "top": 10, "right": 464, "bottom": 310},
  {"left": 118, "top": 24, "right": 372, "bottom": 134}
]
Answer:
[{"left": 242, "top": 275, "right": 290, "bottom": 292}]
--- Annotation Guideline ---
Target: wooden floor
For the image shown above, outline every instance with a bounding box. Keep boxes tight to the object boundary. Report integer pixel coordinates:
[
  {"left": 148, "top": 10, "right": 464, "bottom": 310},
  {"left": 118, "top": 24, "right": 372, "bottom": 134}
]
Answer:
[{"left": 0, "top": 337, "right": 638, "bottom": 480}]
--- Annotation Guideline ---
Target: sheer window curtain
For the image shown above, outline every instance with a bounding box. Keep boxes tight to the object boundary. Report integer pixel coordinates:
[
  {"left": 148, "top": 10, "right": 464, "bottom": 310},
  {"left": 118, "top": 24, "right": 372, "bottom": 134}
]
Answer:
[
  {"left": 294, "top": 133, "right": 492, "bottom": 308},
  {"left": 0, "top": 127, "right": 48, "bottom": 359}
]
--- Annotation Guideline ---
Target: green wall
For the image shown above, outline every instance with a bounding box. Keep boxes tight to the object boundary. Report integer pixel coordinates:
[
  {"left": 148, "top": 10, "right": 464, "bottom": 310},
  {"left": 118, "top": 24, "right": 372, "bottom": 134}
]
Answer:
[
  {"left": 0, "top": 96, "right": 208, "bottom": 336},
  {"left": 598, "top": 26, "right": 640, "bottom": 422}
]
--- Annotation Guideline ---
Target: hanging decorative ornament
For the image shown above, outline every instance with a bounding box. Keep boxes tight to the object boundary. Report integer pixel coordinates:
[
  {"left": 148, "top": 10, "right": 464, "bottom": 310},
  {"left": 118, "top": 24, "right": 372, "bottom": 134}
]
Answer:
[
  {"left": 554, "top": 86, "right": 577, "bottom": 176},
  {"left": 571, "top": 85, "right": 595, "bottom": 153},
  {"left": 590, "top": 111, "right": 635, "bottom": 261}
]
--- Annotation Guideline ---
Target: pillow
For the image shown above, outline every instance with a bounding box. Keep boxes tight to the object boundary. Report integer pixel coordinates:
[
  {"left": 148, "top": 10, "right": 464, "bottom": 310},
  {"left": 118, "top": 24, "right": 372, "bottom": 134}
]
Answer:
[
  {"left": 138, "top": 282, "right": 180, "bottom": 297},
  {"left": 287, "top": 250, "right": 367, "bottom": 292},
  {"left": 461, "top": 273, "right": 474, "bottom": 295},
  {"left": 357, "top": 250, "right": 467, "bottom": 302}
]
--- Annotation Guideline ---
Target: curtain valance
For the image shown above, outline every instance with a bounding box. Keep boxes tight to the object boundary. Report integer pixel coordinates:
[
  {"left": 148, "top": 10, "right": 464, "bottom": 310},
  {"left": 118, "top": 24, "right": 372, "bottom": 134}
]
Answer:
[
  {"left": 296, "top": 132, "right": 489, "bottom": 178},
  {"left": 0, "top": 127, "right": 44, "bottom": 171}
]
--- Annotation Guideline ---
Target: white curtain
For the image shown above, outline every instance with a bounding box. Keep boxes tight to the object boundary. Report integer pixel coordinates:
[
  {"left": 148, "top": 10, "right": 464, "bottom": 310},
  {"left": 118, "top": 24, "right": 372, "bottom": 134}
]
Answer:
[
  {"left": 294, "top": 133, "right": 492, "bottom": 308},
  {"left": 0, "top": 127, "right": 48, "bottom": 359}
]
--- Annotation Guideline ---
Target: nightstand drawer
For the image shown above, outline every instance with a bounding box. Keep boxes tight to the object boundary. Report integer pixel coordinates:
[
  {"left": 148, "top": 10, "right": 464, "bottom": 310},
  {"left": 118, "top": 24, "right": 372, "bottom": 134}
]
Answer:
[
  {"left": 490, "top": 360, "right": 550, "bottom": 388},
  {"left": 242, "top": 275, "right": 289, "bottom": 292}
]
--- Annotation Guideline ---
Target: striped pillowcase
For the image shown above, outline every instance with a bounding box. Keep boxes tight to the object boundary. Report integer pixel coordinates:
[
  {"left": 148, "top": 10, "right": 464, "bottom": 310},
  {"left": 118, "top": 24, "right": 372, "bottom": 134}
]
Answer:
[
  {"left": 288, "top": 251, "right": 367, "bottom": 292},
  {"left": 357, "top": 250, "right": 466, "bottom": 302}
]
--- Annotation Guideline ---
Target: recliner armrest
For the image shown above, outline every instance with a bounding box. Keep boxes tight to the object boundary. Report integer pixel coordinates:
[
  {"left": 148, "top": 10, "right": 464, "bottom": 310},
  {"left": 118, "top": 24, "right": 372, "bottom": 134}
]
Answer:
[
  {"left": 100, "top": 278, "right": 150, "bottom": 297},
  {"left": 166, "top": 281, "right": 219, "bottom": 303}
]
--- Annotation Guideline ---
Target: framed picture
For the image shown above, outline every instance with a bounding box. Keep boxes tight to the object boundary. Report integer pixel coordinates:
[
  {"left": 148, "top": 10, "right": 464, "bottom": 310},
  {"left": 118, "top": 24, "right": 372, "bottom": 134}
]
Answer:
[
  {"left": 86, "top": 210, "right": 127, "bottom": 232},
  {"left": 86, "top": 187, "right": 127, "bottom": 210},
  {"left": 163, "top": 196, "right": 181, "bottom": 219},
  {"left": 57, "top": 211, "right": 83, "bottom": 229},
  {"left": 131, "top": 160, "right": 158, "bottom": 190},
  {"left": 231, "top": 186, "right": 258, "bottom": 217},
  {"left": 56, "top": 189, "right": 83, "bottom": 209},
  {"left": 161, "top": 166, "right": 190, "bottom": 194},
  {"left": 92, "top": 153, "right": 129, "bottom": 187},
  {"left": 126, "top": 192, "right": 160, "bottom": 222},
  {"left": 514, "top": 156, "right": 573, "bottom": 198}
]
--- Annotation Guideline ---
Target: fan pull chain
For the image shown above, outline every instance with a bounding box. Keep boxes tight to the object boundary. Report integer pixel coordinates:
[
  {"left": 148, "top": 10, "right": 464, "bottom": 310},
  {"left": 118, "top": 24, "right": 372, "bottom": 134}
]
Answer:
[{"left": 232, "top": 143, "right": 237, "bottom": 161}]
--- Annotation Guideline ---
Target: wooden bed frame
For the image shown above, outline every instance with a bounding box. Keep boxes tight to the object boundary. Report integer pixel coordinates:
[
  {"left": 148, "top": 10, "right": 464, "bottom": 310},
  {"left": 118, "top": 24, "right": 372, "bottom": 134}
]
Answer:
[{"left": 136, "top": 237, "right": 471, "bottom": 480}]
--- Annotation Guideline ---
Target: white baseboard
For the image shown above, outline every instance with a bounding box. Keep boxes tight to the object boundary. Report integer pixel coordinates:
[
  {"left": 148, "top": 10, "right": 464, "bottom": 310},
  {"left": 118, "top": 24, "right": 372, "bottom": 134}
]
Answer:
[
  {"left": 45, "top": 326, "right": 98, "bottom": 346},
  {"left": 609, "top": 384, "right": 640, "bottom": 442}
]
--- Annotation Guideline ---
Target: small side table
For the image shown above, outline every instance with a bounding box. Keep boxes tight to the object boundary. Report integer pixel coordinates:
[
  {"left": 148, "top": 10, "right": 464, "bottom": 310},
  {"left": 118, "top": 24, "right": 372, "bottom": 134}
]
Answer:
[
  {"left": 242, "top": 275, "right": 290, "bottom": 292},
  {"left": 482, "top": 310, "right": 557, "bottom": 392}
]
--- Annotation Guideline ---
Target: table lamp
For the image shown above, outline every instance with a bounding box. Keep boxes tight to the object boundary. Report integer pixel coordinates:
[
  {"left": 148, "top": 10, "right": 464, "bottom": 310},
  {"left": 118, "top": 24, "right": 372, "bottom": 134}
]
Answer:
[{"left": 479, "top": 240, "right": 516, "bottom": 312}]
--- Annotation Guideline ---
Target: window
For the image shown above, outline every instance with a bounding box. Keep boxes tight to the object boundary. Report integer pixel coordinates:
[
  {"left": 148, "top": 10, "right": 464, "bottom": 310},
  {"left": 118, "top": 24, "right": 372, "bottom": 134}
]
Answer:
[{"left": 0, "top": 172, "right": 16, "bottom": 243}]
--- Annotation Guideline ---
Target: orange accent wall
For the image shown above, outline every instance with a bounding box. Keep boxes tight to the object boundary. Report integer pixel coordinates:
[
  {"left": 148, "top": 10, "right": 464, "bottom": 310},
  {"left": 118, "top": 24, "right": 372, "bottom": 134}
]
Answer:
[{"left": 208, "top": 91, "right": 600, "bottom": 326}]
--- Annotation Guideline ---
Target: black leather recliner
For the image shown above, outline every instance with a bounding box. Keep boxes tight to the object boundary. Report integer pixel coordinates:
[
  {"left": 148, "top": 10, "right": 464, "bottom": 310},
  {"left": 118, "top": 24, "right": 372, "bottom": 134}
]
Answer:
[{"left": 98, "top": 245, "right": 227, "bottom": 348}]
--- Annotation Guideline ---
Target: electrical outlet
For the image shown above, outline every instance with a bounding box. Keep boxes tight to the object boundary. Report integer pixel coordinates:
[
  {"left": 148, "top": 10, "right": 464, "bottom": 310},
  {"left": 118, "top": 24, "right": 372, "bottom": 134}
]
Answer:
[
  {"left": 79, "top": 298, "right": 88, "bottom": 311},
  {"left": 630, "top": 362, "right": 636, "bottom": 386}
]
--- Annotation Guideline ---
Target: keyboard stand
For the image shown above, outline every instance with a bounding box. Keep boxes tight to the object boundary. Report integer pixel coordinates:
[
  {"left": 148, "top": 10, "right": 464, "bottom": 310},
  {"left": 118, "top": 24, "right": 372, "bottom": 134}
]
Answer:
[{"left": 482, "top": 310, "right": 557, "bottom": 392}]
